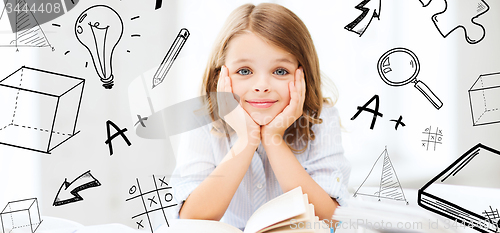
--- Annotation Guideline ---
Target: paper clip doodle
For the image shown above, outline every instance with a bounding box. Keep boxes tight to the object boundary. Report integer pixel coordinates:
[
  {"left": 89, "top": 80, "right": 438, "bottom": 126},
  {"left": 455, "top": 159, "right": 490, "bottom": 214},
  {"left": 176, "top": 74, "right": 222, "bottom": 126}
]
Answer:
[{"left": 126, "top": 175, "right": 177, "bottom": 232}]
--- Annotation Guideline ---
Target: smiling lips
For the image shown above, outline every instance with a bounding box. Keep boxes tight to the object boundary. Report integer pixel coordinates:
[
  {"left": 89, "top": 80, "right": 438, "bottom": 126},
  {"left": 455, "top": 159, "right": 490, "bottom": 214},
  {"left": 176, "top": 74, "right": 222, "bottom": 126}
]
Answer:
[{"left": 246, "top": 99, "right": 278, "bottom": 108}]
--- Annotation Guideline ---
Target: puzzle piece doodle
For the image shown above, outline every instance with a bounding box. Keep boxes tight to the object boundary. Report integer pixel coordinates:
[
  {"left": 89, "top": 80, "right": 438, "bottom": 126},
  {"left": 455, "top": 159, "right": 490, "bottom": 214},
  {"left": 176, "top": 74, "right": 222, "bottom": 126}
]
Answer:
[{"left": 421, "top": 0, "right": 490, "bottom": 44}]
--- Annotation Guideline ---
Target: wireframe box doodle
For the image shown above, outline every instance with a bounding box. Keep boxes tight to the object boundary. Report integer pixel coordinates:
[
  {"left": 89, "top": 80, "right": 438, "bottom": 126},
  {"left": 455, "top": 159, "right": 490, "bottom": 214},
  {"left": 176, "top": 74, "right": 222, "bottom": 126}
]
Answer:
[
  {"left": 0, "top": 66, "right": 85, "bottom": 153},
  {"left": 469, "top": 72, "right": 500, "bottom": 126},
  {"left": 1, "top": 198, "right": 43, "bottom": 233}
]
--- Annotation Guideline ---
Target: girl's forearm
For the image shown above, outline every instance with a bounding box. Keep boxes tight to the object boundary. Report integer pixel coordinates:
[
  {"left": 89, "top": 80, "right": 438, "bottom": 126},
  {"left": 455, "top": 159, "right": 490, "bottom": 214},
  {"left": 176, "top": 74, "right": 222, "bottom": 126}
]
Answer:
[
  {"left": 263, "top": 138, "right": 338, "bottom": 221},
  {"left": 179, "top": 140, "right": 257, "bottom": 221}
]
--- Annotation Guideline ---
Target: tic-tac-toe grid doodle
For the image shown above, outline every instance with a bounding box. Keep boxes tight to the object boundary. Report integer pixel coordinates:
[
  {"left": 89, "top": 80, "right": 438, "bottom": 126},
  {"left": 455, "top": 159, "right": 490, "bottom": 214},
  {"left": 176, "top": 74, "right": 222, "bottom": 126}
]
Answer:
[
  {"left": 125, "top": 175, "right": 176, "bottom": 232},
  {"left": 421, "top": 126, "right": 443, "bottom": 151}
]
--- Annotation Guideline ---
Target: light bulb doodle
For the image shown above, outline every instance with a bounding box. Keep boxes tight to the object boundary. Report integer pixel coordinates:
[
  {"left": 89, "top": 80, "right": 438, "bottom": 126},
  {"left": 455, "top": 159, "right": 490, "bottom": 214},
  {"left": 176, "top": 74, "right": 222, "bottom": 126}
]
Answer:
[{"left": 75, "top": 5, "right": 124, "bottom": 89}]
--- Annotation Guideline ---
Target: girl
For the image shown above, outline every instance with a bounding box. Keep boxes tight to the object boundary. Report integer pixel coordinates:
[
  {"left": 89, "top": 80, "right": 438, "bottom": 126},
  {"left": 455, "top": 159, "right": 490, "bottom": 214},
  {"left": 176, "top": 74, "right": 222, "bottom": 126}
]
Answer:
[{"left": 170, "top": 3, "right": 350, "bottom": 230}]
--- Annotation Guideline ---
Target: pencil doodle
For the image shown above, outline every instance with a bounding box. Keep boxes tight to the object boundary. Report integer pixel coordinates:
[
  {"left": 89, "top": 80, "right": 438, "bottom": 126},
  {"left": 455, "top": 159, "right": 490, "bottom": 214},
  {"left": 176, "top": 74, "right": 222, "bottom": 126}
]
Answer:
[
  {"left": 126, "top": 175, "right": 177, "bottom": 232},
  {"left": 421, "top": 0, "right": 489, "bottom": 44},
  {"left": 1, "top": 198, "right": 42, "bottom": 233},
  {"left": 53, "top": 170, "right": 101, "bottom": 206},
  {"left": 344, "top": 0, "right": 381, "bottom": 36},
  {"left": 418, "top": 143, "right": 500, "bottom": 233},
  {"left": 0, "top": 66, "right": 84, "bottom": 154},
  {"left": 377, "top": 47, "right": 443, "bottom": 109},
  {"left": 152, "top": 28, "right": 190, "bottom": 89},
  {"left": 421, "top": 126, "right": 443, "bottom": 151},
  {"left": 75, "top": 5, "right": 124, "bottom": 89},
  {"left": 105, "top": 120, "right": 132, "bottom": 156},
  {"left": 0, "top": 0, "right": 53, "bottom": 50},
  {"left": 354, "top": 146, "right": 409, "bottom": 205},
  {"left": 469, "top": 72, "right": 500, "bottom": 127}
]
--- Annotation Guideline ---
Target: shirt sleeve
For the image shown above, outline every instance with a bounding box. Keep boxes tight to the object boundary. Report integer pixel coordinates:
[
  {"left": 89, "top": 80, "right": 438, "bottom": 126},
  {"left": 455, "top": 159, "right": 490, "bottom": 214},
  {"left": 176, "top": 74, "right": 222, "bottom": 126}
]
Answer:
[
  {"left": 301, "top": 106, "right": 351, "bottom": 207},
  {"left": 169, "top": 121, "right": 217, "bottom": 219}
]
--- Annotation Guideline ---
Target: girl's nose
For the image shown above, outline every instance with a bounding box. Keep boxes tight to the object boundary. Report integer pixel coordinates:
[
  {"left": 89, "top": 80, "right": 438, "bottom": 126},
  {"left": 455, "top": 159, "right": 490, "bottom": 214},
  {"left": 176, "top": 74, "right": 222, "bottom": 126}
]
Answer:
[{"left": 254, "top": 87, "right": 269, "bottom": 92}]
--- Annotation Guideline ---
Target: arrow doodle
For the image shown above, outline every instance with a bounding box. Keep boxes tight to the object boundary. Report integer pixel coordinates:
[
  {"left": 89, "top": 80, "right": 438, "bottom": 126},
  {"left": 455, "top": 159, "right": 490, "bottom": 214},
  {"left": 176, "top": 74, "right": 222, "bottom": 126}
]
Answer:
[
  {"left": 344, "top": 0, "right": 381, "bottom": 36},
  {"left": 53, "top": 170, "right": 101, "bottom": 206}
]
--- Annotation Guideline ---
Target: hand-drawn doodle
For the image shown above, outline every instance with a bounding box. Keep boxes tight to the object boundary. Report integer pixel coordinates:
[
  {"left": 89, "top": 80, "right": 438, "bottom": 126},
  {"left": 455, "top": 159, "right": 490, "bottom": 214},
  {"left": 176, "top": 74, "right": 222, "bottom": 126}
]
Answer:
[
  {"left": 0, "top": 66, "right": 84, "bottom": 154},
  {"left": 155, "top": 0, "right": 162, "bottom": 10},
  {"left": 418, "top": 143, "right": 500, "bottom": 233},
  {"left": 377, "top": 47, "right": 443, "bottom": 110},
  {"left": 344, "top": 0, "right": 381, "bottom": 36},
  {"left": 354, "top": 146, "right": 409, "bottom": 205},
  {"left": 483, "top": 206, "right": 500, "bottom": 230},
  {"left": 469, "top": 72, "right": 500, "bottom": 127},
  {"left": 421, "top": 126, "right": 443, "bottom": 151},
  {"left": 421, "top": 0, "right": 489, "bottom": 44},
  {"left": 152, "top": 28, "right": 190, "bottom": 89},
  {"left": 53, "top": 170, "right": 101, "bottom": 206},
  {"left": 105, "top": 120, "right": 132, "bottom": 156},
  {"left": 1, "top": 0, "right": 80, "bottom": 32},
  {"left": 0, "top": 0, "right": 53, "bottom": 50},
  {"left": 126, "top": 175, "right": 177, "bottom": 232},
  {"left": 351, "top": 94, "right": 383, "bottom": 130},
  {"left": 75, "top": 5, "right": 124, "bottom": 89},
  {"left": 1, "top": 198, "right": 42, "bottom": 233},
  {"left": 389, "top": 115, "right": 405, "bottom": 130}
]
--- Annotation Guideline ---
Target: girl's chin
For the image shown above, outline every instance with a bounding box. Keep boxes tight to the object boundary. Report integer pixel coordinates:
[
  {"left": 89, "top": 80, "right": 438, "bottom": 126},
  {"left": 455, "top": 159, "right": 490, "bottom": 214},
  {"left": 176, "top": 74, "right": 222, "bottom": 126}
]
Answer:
[{"left": 249, "top": 112, "right": 277, "bottom": 126}]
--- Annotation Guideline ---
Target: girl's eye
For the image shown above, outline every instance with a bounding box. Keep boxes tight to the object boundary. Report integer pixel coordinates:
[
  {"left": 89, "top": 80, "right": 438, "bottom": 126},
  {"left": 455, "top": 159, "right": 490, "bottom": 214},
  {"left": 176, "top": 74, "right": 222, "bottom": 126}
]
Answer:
[
  {"left": 273, "top": 68, "right": 289, "bottom": 76},
  {"left": 237, "top": 68, "right": 252, "bottom": 75}
]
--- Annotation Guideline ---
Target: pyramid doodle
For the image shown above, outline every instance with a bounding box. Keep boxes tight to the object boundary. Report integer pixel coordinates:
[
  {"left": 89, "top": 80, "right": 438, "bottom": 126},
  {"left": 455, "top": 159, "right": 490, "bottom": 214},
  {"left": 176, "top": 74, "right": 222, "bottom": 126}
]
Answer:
[
  {"left": 354, "top": 147, "right": 409, "bottom": 204},
  {"left": 0, "top": 0, "right": 51, "bottom": 47}
]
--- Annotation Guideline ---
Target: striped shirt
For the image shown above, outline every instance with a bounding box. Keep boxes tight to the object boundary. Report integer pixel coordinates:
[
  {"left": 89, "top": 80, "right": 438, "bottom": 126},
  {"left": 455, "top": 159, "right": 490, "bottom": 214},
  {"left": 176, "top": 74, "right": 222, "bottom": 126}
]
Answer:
[{"left": 169, "top": 105, "right": 351, "bottom": 230}]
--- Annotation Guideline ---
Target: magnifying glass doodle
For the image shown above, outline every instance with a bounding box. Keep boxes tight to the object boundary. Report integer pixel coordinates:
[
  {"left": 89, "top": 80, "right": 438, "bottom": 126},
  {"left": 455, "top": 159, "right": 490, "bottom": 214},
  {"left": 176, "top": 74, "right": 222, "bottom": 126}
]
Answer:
[{"left": 377, "top": 47, "right": 443, "bottom": 109}]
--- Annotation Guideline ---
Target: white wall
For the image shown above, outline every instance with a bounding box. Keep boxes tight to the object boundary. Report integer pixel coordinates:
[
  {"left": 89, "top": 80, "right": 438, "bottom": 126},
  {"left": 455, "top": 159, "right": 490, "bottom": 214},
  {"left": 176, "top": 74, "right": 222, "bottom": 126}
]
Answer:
[{"left": 0, "top": 0, "right": 499, "bottom": 228}]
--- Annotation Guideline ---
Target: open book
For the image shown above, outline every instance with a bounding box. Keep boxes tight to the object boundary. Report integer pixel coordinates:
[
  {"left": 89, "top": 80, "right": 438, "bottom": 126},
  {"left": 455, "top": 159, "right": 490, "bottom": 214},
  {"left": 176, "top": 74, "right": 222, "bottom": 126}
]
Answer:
[{"left": 157, "top": 186, "right": 330, "bottom": 233}]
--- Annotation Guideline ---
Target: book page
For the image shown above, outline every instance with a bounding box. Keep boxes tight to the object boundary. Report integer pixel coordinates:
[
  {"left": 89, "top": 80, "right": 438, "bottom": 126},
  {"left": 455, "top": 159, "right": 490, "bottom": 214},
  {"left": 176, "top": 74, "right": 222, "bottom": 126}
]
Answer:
[
  {"left": 244, "top": 187, "right": 307, "bottom": 233},
  {"left": 156, "top": 219, "right": 243, "bottom": 233},
  {"left": 258, "top": 202, "right": 314, "bottom": 233}
]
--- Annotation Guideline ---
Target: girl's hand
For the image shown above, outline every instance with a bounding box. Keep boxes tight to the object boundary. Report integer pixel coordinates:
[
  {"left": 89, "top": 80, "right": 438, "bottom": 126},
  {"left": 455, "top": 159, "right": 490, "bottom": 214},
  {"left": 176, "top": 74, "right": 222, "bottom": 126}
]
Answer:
[
  {"left": 217, "top": 65, "right": 261, "bottom": 149},
  {"left": 261, "top": 67, "right": 305, "bottom": 144}
]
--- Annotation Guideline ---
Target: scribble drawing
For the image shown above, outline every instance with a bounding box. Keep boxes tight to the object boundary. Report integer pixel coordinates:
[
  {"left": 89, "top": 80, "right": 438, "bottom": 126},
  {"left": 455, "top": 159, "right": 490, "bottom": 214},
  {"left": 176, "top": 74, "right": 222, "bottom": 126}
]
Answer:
[
  {"left": 377, "top": 47, "right": 443, "bottom": 109},
  {"left": 469, "top": 72, "right": 500, "bottom": 127},
  {"left": 0, "top": 66, "right": 84, "bottom": 154},
  {"left": 483, "top": 206, "right": 500, "bottom": 230},
  {"left": 53, "top": 170, "right": 101, "bottom": 206},
  {"left": 421, "top": 0, "right": 489, "bottom": 44},
  {"left": 152, "top": 28, "right": 190, "bottom": 89},
  {"left": 75, "top": 5, "right": 123, "bottom": 89},
  {"left": 418, "top": 143, "right": 500, "bottom": 233},
  {"left": 126, "top": 175, "right": 177, "bottom": 232},
  {"left": 354, "top": 146, "right": 409, "bottom": 205},
  {"left": 344, "top": 0, "right": 381, "bottom": 36},
  {"left": 1, "top": 198, "right": 43, "bottom": 233},
  {"left": 421, "top": 126, "right": 443, "bottom": 151},
  {"left": 0, "top": 0, "right": 52, "bottom": 48}
]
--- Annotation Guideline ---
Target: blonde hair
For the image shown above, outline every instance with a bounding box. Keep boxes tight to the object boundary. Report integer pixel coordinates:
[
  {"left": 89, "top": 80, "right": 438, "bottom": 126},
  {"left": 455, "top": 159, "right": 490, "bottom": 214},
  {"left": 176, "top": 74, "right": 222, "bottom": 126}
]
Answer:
[{"left": 201, "top": 3, "right": 336, "bottom": 153}]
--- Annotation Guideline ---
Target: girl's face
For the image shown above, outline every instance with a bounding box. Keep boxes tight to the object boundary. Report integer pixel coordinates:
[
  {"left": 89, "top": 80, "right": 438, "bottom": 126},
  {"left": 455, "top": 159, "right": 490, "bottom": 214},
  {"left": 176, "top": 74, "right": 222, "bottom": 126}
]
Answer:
[{"left": 225, "top": 32, "right": 299, "bottom": 125}]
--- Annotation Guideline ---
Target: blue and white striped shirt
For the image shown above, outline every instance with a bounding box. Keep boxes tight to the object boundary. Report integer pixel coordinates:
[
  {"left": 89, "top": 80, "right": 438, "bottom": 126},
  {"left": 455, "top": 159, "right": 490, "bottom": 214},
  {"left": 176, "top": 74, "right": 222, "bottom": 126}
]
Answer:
[{"left": 169, "top": 105, "right": 351, "bottom": 230}]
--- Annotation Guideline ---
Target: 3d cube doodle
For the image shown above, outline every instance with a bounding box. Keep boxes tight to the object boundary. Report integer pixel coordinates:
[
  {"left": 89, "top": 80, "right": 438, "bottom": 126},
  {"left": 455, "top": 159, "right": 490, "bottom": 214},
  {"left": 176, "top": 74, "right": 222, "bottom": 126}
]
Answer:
[
  {"left": 0, "top": 198, "right": 42, "bottom": 233},
  {"left": 469, "top": 72, "right": 500, "bottom": 126},
  {"left": 0, "top": 66, "right": 84, "bottom": 153}
]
